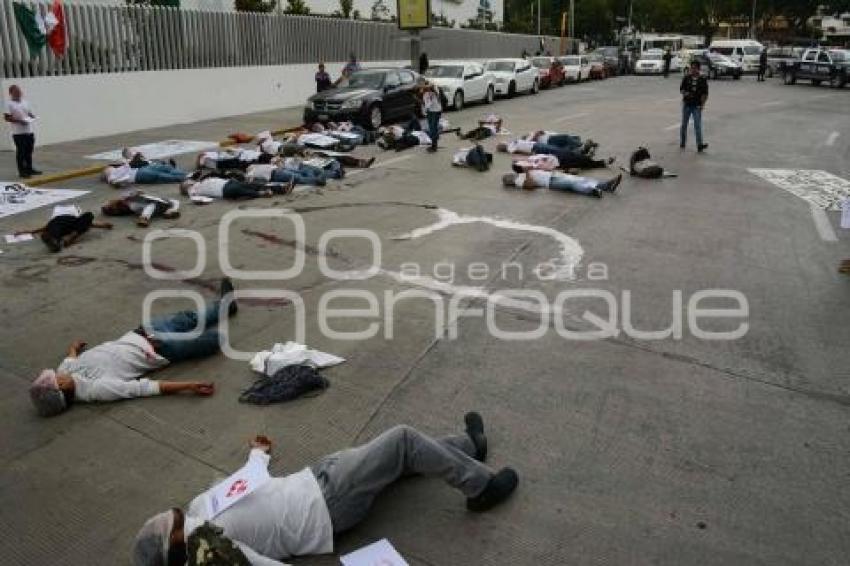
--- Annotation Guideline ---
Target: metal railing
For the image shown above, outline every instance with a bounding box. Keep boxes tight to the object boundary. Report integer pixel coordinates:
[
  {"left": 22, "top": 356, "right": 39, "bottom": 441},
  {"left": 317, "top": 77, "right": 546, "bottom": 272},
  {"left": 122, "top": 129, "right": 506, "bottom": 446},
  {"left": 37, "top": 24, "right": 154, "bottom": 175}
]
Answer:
[{"left": 0, "top": 0, "right": 561, "bottom": 79}]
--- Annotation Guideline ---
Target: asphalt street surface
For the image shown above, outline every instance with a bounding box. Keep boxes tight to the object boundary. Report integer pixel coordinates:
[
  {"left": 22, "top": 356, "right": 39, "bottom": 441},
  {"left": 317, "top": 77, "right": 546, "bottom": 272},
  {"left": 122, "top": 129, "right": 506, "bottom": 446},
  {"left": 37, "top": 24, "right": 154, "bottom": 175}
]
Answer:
[{"left": 1, "top": 75, "right": 849, "bottom": 565}]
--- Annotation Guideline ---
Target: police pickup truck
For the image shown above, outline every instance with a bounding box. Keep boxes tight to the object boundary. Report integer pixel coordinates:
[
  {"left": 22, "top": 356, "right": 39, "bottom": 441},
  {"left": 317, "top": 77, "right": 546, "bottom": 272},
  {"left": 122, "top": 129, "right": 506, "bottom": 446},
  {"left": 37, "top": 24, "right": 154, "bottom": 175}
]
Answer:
[{"left": 781, "top": 48, "right": 849, "bottom": 88}]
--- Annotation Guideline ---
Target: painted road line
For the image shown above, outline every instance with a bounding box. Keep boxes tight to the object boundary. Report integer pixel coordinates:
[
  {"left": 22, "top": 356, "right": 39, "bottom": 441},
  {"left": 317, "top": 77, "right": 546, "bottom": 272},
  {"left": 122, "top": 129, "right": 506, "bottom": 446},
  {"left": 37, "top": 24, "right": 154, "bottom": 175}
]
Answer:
[
  {"left": 826, "top": 131, "right": 840, "bottom": 147},
  {"left": 347, "top": 153, "right": 416, "bottom": 176},
  {"left": 810, "top": 203, "right": 838, "bottom": 242},
  {"left": 760, "top": 101, "right": 782, "bottom": 107},
  {"left": 554, "top": 112, "right": 589, "bottom": 124},
  {"left": 663, "top": 123, "right": 680, "bottom": 131}
]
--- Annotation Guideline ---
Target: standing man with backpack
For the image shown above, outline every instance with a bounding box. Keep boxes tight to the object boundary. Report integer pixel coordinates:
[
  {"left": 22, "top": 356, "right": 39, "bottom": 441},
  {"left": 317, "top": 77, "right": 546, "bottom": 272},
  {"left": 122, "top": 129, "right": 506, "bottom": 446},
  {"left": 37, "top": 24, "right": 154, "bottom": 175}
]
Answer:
[{"left": 679, "top": 61, "right": 709, "bottom": 153}]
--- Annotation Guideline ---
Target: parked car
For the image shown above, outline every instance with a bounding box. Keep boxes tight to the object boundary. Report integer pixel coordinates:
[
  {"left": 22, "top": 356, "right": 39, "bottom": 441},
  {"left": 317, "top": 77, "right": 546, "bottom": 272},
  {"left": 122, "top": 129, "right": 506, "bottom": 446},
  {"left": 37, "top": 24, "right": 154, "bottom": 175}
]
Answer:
[
  {"left": 687, "top": 52, "right": 743, "bottom": 79},
  {"left": 766, "top": 46, "right": 804, "bottom": 78},
  {"left": 594, "top": 46, "right": 621, "bottom": 76},
  {"left": 528, "top": 56, "right": 566, "bottom": 88},
  {"left": 587, "top": 52, "right": 608, "bottom": 79},
  {"left": 425, "top": 61, "right": 495, "bottom": 110},
  {"left": 558, "top": 55, "right": 591, "bottom": 82},
  {"left": 634, "top": 49, "right": 664, "bottom": 74},
  {"left": 782, "top": 48, "right": 849, "bottom": 88},
  {"left": 708, "top": 39, "right": 763, "bottom": 73},
  {"left": 305, "top": 68, "right": 421, "bottom": 129},
  {"left": 484, "top": 58, "right": 539, "bottom": 97}
]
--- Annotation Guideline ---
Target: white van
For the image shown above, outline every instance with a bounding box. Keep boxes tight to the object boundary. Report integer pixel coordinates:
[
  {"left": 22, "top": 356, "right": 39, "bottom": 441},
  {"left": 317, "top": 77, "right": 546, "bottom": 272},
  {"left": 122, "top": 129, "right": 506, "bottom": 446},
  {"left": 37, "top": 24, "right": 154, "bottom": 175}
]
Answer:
[{"left": 709, "top": 39, "right": 764, "bottom": 73}]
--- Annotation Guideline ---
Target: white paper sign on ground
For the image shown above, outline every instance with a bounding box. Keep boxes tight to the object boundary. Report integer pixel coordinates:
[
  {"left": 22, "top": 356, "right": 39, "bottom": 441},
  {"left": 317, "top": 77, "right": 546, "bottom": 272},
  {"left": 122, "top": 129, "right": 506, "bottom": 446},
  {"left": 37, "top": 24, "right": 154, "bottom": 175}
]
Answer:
[
  {"left": 0, "top": 185, "right": 90, "bottom": 219},
  {"left": 85, "top": 140, "right": 218, "bottom": 161},
  {"left": 5, "top": 233, "right": 33, "bottom": 243},
  {"left": 749, "top": 169, "right": 850, "bottom": 211},
  {"left": 202, "top": 455, "right": 270, "bottom": 518},
  {"left": 340, "top": 539, "right": 408, "bottom": 566}
]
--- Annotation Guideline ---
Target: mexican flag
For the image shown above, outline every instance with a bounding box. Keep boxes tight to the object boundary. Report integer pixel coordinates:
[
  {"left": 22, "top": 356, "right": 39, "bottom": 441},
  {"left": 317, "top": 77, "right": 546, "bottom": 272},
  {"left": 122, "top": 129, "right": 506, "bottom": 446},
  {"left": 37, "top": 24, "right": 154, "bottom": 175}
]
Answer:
[{"left": 13, "top": 1, "right": 67, "bottom": 56}]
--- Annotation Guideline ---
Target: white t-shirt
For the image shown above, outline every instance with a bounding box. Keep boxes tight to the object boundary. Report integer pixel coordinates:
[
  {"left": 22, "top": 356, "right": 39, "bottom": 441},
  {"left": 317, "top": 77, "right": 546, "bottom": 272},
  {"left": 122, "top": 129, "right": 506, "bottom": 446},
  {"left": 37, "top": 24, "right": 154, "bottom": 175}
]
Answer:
[
  {"left": 410, "top": 131, "right": 432, "bottom": 145},
  {"left": 507, "top": 140, "right": 536, "bottom": 154},
  {"left": 282, "top": 157, "right": 303, "bottom": 170},
  {"left": 523, "top": 154, "right": 559, "bottom": 171},
  {"left": 237, "top": 149, "right": 262, "bottom": 162},
  {"left": 514, "top": 169, "right": 552, "bottom": 188},
  {"left": 51, "top": 204, "right": 82, "bottom": 219},
  {"left": 260, "top": 139, "right": 282, "bottom": 155},
  {"left": 422, "top": 90, "right": 442, "bottom": 113},
  {"left": 5, "top": 99, "right": 33, "bottom": 135},
  {"left": 107, "top": 164, "right": 138, "bottom": 186},
  {"left": 189, "top": 178, "right": 228, "bottom": 199},
  {"left": 246, "top": 164, "right": 276, "bottom": 182},
  {"left": 297, "top": 133, "right": 337, "bottom": 148},
  {"left": 185, "top": 451, "right": 333, "bottom": 561},
  {"left": 452, "top": 148, "right": 471, "bottom": 165}
]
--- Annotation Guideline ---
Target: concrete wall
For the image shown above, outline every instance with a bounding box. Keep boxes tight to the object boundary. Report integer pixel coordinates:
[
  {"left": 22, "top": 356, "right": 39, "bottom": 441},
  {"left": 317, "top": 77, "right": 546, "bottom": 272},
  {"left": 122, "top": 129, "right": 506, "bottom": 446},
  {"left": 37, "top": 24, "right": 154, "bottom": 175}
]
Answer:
[{"left": 0, "top": 60, "right": 406, "bottom": 150}]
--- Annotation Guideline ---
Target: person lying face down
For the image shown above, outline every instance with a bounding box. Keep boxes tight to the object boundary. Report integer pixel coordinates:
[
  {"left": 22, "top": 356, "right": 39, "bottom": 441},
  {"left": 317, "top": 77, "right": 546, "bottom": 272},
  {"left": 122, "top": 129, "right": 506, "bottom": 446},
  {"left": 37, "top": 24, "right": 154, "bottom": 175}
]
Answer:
[
  {"left": 197, "top": 148, "right": 271, "bottom": 171},
  {"left": 101, "top": 161, "right": 189, "bottom": 187},
  {"left": 180, "top": 176, "right": 294, "bottom": 201},
  {"left": 101, "top": 191, "right": 181, "bottom": 227},
  {"left": 308, "top": 121, "right": 371, "bottom": 145},
  {"left": 13, "top": 203, "right": 113, "bottom": 252},
  {"left": 502, "top": 170, "right": 622, "bottom": 198},
  {"left": 28, "top": 279, "right": 241, "bottom": 417},
  {"left": 376, "top": 118, "right": 432, "bottom": 151},
  {"left": 496, "top": 139, "right": 612, "bottom": 171},
  {"left": 452, "top": 145, "right": 494, "bottom": 172},
  {"left": 132, "top": 413, "right": 518, "bottom": 566},
  {"left": 279, "top": 144, "right": 375, "bottom": 170},
  {"left": 245, "top": 158, "right": 328, "bottom": 187},
  {"left": 523, "top": 130, "right": 585, "bottom": 150},
  {"left": 458, "top": 113, "right": 505, "bottom": 141}
]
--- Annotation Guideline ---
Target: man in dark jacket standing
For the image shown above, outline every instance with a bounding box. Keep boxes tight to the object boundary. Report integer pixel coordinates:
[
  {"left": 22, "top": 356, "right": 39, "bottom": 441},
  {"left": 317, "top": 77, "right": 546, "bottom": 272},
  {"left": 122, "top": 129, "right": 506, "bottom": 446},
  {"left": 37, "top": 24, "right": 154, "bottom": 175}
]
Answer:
[
  {"left": 757, "top": 48, "right": 768, "bottom": 81},
  {"left": 662, "top": 48, "right": 672, "bottom": 78},
  {"left": 679, "top": 61, "right": 709, "bottom": 152}
]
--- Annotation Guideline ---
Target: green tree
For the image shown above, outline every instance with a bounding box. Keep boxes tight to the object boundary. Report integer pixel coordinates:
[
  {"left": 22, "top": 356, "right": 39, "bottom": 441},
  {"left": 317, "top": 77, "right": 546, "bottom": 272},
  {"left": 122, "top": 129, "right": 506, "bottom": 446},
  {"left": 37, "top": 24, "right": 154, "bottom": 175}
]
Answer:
[
  {"left": 334, "top": 0, "right": 353, "bottom": 18},
  {"left": 284, "top": 0, "right": 310, "bottom": 14},
  {"left": 234, "top": 0, "right": 276, "bottom": 12}
]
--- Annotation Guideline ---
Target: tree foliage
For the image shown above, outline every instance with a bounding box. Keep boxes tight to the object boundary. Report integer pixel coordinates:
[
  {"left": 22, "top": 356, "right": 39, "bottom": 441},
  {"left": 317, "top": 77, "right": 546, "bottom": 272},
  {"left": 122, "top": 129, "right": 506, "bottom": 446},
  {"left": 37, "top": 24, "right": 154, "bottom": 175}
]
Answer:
[
  {"left": 283, "top": 0, "right": 310, "bottom": 14},
  {"left": 234, "top": 0, "right": 276, "bottom": 12},
  {"left": 504, "top": 0, "right": 846, "bottom": 42}
]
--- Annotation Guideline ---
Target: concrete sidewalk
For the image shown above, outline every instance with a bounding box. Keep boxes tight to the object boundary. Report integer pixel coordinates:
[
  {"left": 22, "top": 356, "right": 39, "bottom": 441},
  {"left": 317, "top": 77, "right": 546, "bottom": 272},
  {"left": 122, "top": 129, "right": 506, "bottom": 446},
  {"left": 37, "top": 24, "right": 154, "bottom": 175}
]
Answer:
[{"left": 0, "top": 105, "right": 307, "bottom": 183}]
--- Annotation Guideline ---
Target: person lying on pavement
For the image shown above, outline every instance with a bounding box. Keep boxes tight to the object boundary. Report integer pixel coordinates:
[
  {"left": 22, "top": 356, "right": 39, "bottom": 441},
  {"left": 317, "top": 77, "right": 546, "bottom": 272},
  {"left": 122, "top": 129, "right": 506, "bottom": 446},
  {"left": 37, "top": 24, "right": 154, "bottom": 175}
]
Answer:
[
  {"left": 197, "top": 148, "right": 273, "bottom": 172},
  {"left": 496, "top": 139, "right": 613, "bottom": 170},
  {"left": 180, "top": 177, "right": 294, "bottom": 201},
  {"left": 452, "top": 145, "right": 493, "bottom": 172},
  {"left": 102, "top": 161, "right": 190, "bottom": 187},
  {"left": 502, "top": 170, "right": 622, "bottom": 198},
  {"left": 13, "top": 203, "right": 112, "bottom": 252},
  {"left": 28, "top": 279, "right": 241, "bottom": 417},
  {"left": 101, "top": 191, "right": 180, "bottom": 227},
  {"left": 132, "top": 413, "right": 518, "bottom": 566}
]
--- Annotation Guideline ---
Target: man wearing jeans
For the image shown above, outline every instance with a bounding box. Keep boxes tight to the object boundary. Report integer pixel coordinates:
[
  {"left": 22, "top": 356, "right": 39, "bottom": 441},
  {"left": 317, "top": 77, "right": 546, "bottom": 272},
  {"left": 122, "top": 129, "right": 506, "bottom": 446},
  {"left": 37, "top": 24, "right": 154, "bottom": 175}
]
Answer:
[
  {"left": 502, "top": 170, "right": 622, "bottom": 198},
  {"left": 680, "top": 61, "right": 708, "bottom": 152},
  {"left": 3, "top": 85, "right": 41, "bottom": 178},
  {"left": 132, "top": 413, "right": 519, "bottom": 565},
  {"left": 28, "top": 279, "right": 239, "bottom": 417}
]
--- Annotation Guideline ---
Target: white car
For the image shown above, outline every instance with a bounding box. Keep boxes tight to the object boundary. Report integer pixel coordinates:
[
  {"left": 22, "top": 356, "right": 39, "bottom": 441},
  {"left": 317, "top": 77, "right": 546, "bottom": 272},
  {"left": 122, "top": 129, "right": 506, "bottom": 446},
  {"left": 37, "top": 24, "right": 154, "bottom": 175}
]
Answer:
[
  {"left": 558, "top": 55, "right": 591, "bottom": 82},
  {"left": 635, "top": 49, "right": 673, "bottom": 74},
  {"left": 484, "top": 58, "right": 539, "bottom": 97},
  {"left": 425, "top": 61, "right": 495, "bottom": 110}
]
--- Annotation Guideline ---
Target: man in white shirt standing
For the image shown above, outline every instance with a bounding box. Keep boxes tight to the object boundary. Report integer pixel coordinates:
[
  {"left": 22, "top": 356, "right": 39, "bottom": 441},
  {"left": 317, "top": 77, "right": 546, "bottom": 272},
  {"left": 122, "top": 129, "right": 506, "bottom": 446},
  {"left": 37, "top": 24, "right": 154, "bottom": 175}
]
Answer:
[
  {"left": 3, "top": 85, "right": 41, "bottom": 178},
  {"left": 133, "top": 413, "right": 518, "bottom": 566}
]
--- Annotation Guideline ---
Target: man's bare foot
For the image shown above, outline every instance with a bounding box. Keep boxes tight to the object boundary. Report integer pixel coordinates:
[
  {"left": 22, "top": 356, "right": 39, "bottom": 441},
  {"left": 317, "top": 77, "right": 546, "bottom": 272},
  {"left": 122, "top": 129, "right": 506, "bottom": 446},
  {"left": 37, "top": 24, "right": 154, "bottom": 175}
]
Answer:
[{"left": 136, "top": 217, "right": 150, "bottom": 227}]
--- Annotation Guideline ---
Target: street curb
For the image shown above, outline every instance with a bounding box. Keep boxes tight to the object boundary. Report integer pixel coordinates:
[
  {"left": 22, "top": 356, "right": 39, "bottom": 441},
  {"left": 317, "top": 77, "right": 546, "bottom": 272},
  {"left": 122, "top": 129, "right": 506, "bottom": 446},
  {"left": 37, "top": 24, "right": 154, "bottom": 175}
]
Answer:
[{"left": 24, "top": 125, "right": 304, "bottom": 188}]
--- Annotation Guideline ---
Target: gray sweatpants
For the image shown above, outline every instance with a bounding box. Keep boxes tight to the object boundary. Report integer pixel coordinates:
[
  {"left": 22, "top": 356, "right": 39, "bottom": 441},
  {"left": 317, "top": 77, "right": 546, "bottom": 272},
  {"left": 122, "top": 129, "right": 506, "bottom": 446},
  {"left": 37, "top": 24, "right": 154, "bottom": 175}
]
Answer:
[{"left": 311, "top": 425, "right": 493, "bottom": 533}]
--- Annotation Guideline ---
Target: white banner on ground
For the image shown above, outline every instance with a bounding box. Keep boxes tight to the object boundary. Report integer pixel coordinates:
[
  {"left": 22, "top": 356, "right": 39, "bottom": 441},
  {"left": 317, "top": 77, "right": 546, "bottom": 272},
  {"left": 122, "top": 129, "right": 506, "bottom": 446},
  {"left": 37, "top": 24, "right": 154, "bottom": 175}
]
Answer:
[
  {"left": 85, "top": 140, "right": 218, "bottom": 161},
  {"left": 749, "top": 169, "right": 850, "bottom": 211},
  {"left": 0, "top": 184, "right": 90, "bottom": 219},
  {"left": 340, "top": 539, "right": 408, "bottom": 566}
]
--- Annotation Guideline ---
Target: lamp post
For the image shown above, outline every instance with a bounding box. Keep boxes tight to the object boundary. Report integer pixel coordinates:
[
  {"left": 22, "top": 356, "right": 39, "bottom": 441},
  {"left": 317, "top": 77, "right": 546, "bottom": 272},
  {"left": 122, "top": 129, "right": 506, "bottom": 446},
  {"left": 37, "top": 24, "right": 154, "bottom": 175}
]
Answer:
[
  {"left": 537, "top": 0, "right": 541, "bottom": 36},
  {"left": 750, "top": 0, "right": 757, "bottom": 39}
]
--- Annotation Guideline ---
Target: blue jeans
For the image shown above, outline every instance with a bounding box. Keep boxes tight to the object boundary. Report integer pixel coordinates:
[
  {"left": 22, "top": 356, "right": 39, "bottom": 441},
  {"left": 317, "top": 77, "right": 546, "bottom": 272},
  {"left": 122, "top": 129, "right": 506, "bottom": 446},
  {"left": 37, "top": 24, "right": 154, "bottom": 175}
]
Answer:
[
  {"left": 271, "top": 166, "right": 326, "bottom": 186},
  {"left": 548, "top": 173, "right": 598, "bottom": 195},
  {"left": 147, "top": 301, "right": 223, "bottom": 363},
  {"left": 680, "top": 104, "right": 703, "bottom": 147},
  {"left": 135, "top": 163, "right": 188, "bottom": 184},
  {"left": 545, "top": 134, "right": 582, "bottom": 149},
  {"left": 426, "top": 111, "right": 441, "bottom": 148}
]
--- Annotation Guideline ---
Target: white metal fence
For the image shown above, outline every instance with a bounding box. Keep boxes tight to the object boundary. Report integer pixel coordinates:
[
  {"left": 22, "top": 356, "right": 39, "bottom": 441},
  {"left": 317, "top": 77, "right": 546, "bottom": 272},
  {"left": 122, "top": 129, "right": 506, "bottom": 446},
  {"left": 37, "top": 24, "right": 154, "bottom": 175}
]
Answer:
[{"left": 0, "top": 0, "right": 560, "bottom": 78}]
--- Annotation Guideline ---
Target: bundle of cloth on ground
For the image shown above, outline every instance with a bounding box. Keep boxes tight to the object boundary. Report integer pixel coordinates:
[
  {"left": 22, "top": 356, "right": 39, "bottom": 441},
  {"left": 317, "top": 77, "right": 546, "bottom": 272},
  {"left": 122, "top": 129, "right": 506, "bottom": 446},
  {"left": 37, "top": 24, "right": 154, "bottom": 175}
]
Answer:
[
  {"left": 629, "top": 147, "right": 675, "bottom": 178},
  {"left": 452, "top": 145, "right": 493, "bottom": 172},
  {"left": 28, "top": 278, "right": 240, "bottom": 416},
  {"left": 132, "top": 412, "right": 518, "bottom": 566}
]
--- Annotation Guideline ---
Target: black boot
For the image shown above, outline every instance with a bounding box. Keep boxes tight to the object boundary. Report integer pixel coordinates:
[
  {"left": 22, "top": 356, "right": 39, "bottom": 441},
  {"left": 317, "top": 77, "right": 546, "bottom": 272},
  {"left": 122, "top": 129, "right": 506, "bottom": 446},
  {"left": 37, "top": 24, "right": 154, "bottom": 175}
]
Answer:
[
  {"left": 220, "top": 277, "right": 238, "bottom": 317},
  {"left": 464, "top": 412, "right": 487, "bottom": 462},
  {"left": 467, "top": 468, "right": 519, "bottom": 512}
]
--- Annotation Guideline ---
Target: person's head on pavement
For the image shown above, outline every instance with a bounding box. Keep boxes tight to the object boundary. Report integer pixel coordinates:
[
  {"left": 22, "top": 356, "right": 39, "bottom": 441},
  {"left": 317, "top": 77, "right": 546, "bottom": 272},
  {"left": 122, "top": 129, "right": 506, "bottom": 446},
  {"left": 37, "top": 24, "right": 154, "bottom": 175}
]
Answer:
[
  {"left": 132, "top": 508, "right": 186, "bottom": 566},
  {"left": 29, "top": 369, "right": 75, "bottom": 417},
  {"left": 502, "top": 173, "right": 518, "bottom": 187},
  {"left": 689, "top": 60, "right": 701, "bottom": 77},
  {"left": 101, "top": 197, "right": 134, "bottom": 216},
  {"left": 8, "top": 84, "right": 22, "bottom": 102},
  {"left": 496, "top": 142, "right": 509, "bottom": 153}
]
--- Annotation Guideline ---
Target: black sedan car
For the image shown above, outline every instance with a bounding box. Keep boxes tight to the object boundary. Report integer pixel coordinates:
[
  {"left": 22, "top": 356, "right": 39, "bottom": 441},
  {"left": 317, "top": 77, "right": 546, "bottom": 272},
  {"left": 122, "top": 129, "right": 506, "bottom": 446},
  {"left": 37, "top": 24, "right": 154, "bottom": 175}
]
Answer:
[{"left": 304, "top": 68, "right": 421, "bottom": 129}]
